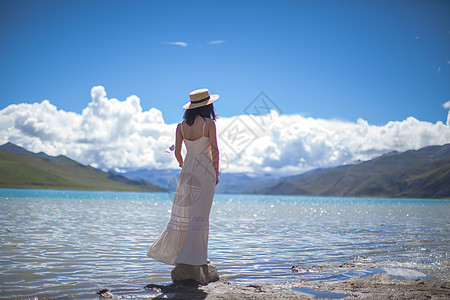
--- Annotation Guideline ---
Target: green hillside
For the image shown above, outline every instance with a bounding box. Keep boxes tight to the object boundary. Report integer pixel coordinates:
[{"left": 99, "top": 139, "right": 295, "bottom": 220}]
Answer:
[
  {"left": 0, "top": 144, "right": 166, "bottom": 192},
  {"left": 258, "top": 144, "right": 450, "bottom": 199}
]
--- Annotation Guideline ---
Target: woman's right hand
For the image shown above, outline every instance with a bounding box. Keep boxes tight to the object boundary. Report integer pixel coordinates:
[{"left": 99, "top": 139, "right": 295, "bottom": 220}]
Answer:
[{"left": 216, "top": 174, "right": 219, "bottom": 185}]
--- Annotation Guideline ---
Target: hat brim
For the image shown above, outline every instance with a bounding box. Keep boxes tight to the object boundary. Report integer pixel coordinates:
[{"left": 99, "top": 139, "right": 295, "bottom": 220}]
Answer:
[{"left": 183, "top": 94, "right": 220, "bottom": 109}]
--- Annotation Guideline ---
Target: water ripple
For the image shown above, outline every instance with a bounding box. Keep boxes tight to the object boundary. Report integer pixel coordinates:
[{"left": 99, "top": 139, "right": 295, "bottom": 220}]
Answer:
[{"left": 0, "top": 190, "right": 449, "bottom": 299}]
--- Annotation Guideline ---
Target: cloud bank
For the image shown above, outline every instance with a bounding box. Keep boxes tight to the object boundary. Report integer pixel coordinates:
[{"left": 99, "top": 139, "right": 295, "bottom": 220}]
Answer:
[{"left": 1, "top": 86, "right": 449, "bottom": 175}]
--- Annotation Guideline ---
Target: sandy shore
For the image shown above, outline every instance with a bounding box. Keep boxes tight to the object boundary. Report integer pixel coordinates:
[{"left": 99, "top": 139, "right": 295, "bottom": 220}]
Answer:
[{"left": 98, "top": 260, "right": 450, "bottom": 299}]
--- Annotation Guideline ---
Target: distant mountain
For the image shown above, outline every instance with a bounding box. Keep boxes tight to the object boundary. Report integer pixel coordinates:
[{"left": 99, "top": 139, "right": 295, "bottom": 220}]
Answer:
[
  {"left": 215, "top": 172, "right": 281, "bottom": 194},
  {"left": 122, "top": 168, "right": 281, "bottom": 194},
  {"left": 124, "top": 168, "right": 181, "bottom": 191},
  {"left": 0, "top": 142, "right": 167, "bottom": 192},
  {"left": 0, "top": 142, "right": 33, "bottom": 155},
  {"left": 256, "top": 144, "right": 450, "bottom": 199},
  {"left": 6, "top": 140, "right": 448, "bottom": 198}
]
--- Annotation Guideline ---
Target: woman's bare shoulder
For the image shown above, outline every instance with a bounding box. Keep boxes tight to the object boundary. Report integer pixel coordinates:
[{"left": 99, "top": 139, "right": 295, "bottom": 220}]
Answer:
[
  {"left": 176, "top": 122, "right": 183, "bottom": 133},
  {"left": 206, "top": 118, "right": 216, "bottom": 126}
]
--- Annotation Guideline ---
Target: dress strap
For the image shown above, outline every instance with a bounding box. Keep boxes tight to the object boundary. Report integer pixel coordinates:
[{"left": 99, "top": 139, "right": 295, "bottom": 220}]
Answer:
[
  {"left": 202, "top": 120, "right": 206, "bottom": 137},
  {"left": 180, "top": 122, "right": 184, "bottom": 139}
]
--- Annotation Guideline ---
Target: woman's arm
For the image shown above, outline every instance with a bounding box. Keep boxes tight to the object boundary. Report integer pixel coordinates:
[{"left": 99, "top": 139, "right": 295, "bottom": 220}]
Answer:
[
  {"left": 208, "top": 119, "right": 220, "bottom": 185},
  {"left": 175, "top": 123, "right": 184, "bottom": 167}
]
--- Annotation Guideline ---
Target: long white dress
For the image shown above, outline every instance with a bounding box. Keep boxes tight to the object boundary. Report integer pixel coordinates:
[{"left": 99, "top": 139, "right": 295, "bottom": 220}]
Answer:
[{"left": 147, "top": 121, "right": 216, "bottom": 265}]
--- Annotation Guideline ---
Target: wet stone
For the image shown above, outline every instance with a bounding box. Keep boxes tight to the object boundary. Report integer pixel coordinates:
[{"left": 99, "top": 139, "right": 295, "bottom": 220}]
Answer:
[{"left": 171, "top": 263, "right": 219, "bottom": 285}]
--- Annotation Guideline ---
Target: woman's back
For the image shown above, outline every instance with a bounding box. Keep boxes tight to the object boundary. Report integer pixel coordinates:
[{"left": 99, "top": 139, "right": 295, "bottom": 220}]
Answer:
[{"left": 181, "top": 117, "right": 211, "bottom": 141}]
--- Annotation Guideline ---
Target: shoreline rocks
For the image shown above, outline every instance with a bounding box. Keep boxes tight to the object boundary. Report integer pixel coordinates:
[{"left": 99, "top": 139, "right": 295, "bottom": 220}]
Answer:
[
  {"left": 98, "top": 274, "right": 450, "bottom": 299},
  {"left": 97, "top": 260, "right": 449, "bottom": 299}
]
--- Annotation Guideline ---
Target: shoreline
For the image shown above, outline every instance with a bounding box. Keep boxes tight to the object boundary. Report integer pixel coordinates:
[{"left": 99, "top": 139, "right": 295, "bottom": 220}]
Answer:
[
  {"left": 98, "top": 260, "right": 450, "bottom": 299},
  {"left": 99, "top": 274, "right": 450, "bottom": 299}
]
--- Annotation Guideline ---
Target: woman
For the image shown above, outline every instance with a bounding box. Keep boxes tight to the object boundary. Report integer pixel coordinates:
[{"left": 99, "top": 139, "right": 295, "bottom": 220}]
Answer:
[{"left": 147, "top": 88, "right": 219, "bottom": 266}]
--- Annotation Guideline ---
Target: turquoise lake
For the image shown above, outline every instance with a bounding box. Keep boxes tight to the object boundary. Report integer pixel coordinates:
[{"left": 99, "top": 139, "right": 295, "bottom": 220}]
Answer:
[{"left": 0, "top": 189, "right": 449, "bottom": 299}]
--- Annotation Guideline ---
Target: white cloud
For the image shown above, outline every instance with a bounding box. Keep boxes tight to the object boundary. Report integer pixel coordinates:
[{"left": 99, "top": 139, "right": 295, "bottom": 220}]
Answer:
[
  {"left": 208, "top": 40, "right": 226, "bottom": 45},
  {"left": 0, "top": 86, "right": 176, "bottom": 171},
  {"left": 163, "top": 41, "right": 188, "bottom": 47},
  {"left": 216, "top": 111, "right": 450, "bottom": 175},
  {"left": 444, "top": 101, "right": 450, "bottom": 126},
  {"left": 1, "top": 86, "right": 450, "bottom": 176}
]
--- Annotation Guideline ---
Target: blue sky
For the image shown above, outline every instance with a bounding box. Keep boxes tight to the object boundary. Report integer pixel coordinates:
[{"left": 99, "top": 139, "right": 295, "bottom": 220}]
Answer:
[{"left": 1, "top": 0, "right": 449, "bottom": 125}]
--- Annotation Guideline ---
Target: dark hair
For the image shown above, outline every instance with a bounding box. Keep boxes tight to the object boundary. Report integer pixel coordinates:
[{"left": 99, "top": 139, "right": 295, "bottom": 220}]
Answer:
[{"left": 183, "top": 103, "right": 217, "bottom": 126}]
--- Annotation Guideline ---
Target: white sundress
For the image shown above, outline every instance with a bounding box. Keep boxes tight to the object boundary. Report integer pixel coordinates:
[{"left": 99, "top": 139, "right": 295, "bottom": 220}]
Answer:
[{"left": 147, "top": 120, "right": 216, "bottom": 265}]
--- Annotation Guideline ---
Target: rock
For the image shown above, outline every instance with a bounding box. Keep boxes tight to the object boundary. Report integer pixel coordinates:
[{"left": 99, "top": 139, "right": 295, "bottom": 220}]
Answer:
[
  {"left": 97, "top": 288, "right": 115, "bottom": 298},
  {"left": 171, "top": 263, "right": 219, "bottom": 285}
]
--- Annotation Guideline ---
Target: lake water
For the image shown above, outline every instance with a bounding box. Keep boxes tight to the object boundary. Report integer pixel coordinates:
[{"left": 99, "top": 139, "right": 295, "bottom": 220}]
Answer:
[{"left": 0, "top": 189, "right": 449, "bottom": 299}]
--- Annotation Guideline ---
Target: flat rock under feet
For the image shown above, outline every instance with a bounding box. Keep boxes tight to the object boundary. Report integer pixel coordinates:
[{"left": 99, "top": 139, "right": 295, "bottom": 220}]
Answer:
[{"left": 171, "top": 263, "right": 219, "bottom": 285}]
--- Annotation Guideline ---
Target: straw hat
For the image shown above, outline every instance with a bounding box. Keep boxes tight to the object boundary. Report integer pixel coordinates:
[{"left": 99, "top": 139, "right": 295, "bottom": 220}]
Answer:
[{"left": 183, "top": 88, "right": 219, "bottom": 109}]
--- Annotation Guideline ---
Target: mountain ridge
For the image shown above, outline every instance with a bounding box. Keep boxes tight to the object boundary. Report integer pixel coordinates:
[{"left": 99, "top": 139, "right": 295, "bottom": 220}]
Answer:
[
  {"left": 2, "top": 142, "right": 449, "bottom": 198},
  {"left": 256, "top": 143, "right": 450, "bottom": 198},
  {"left": 0, "top": 143, "right": 166, "bottom": 192}
]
